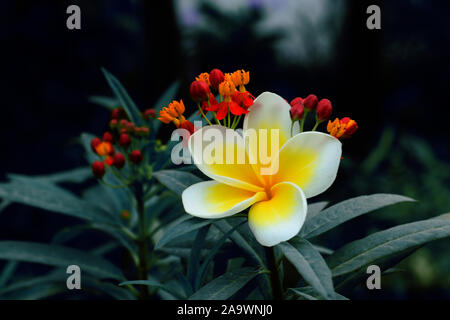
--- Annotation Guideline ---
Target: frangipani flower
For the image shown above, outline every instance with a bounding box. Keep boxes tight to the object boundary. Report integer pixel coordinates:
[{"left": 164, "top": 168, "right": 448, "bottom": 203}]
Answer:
[{"left": 182, "top": 92, "right": 342, "bottom": 247}]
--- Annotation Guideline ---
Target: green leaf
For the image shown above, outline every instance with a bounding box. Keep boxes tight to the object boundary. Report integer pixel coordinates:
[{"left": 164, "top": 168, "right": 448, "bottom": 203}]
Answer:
[
  {"left": 195, "top": 220, "right": 246, "bottom": 290},
  {"left": 306, "top": 201, "right": 329, "bottom": 220},
  {"left": 8, "top": 167, "right": 92, "bottom": 184},
  {"left": 279, "top": 239, "right": 335, "bottom": 299},
  {"left": 0, "top": 179, "right": 118, "bottom": 225},
  {"left": 88, "top": 95, "right": 119, "bottom": 110},
  {"left": 0, "top": 261, "right": 18, "bottom": 288},
  {"left": 327, "top": 215, "right": 450, "bottom": 277},
  {"left": 187, "top": 225, "right": 210, "bottom": 289},
  {"left": 101, "top": 68, "right": 144, "bottom": 126},
  {"left": 119, "top": 280, "right": 184, "bottom": 299},
  {"left": 214, "top": 220, "right": 265, "bottom": 267},
  {"left": 300, "top": 194, "right": 415, "bottom": 239},
  {"left": 155, "top": 216, "right": 212, "bottom": 249},
  {"left": 189, "top": 267, "right": 260, "bottom": 300},
  {"left": 289, "top": 287, "right": 348, "bottom": 300},
  {"left": 152, "top": 81, "right": 180, "bottom": 133},
  {"left": 153, "top": 170, "right": 202, "bottom": 196},
  {"left": 0, "top": 241, "right": 124, "bottom": 281}
]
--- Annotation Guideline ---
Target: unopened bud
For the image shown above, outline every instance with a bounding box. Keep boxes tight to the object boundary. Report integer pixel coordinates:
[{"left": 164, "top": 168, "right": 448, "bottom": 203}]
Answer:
[
  {"left": 103, "top": 132, "right": 114, "bottom": 143},
  {"left": 316, "top": 99, "right": 332, "bottom": 121},
  {"left": 143, "top": 109, "right": 157, "bottom": 120},
  {"left": 91, "top": 161, "right": 105, "bottom": 179},
  {"left": 90, "top": 138, "right": 102, "bottom": 152},
  {"left": 129, "top": 150, "right": 143, "bottom": 164},
  {"left": 113, "top": 153, "right": 126, "bottom": 169},
  {"left": 209, "top": 69, "right": 225, "bottom": 89},
  {"left": 304, "top": 94, "right": 319, "bottom": 110},
  {"left": 119, "top": 133, "right": 131, "bottom": 148},
  {"left": 190, "top": 80, "right": 210, "bottom": 102},
  {"left": 290, "top": 103, "right": 304, "bottom": 121}
]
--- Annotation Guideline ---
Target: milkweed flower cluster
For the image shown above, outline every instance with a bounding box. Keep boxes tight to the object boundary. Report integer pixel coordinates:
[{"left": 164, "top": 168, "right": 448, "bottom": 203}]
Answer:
[
  {"left": 158, "top": 68, "right": 358, "bottom": 247},
  {"left": 90, "top": 106, "right": 154, "bottom": 182}
]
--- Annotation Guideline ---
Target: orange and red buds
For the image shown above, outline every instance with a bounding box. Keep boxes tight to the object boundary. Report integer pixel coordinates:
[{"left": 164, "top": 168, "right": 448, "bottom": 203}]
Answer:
[
  {"left": 113, "top": 153, "right": 126, "bottom": 169},
  {"left": 103, "top": 132, "right": 114, "bottom": 143},
  {"left": 209, "top": 69, "right": 225, "bottom": 89},
  {"left": 303, "top": 94, "right": 319, "bottom": 111},
  {"left": 143, "top": 108, "right": 157, "bottom": 120},
  {"left": 316, "top": 99, "right": 333, "bottom": 121},
  {"left": 129, "top": 150, "right": 143, "bottom": 164},
  {"left": 119, "top": 133, "right": 131, "bottom": 148},
  {"left": 327, "top": 117, "right": 358, "bottom": 139},
  {"left": 91, "top": 161, "right": 105, "bottom": 179},
  {"left": 109, "top": 119, "right": 118, "bottom": 128},
  {"left": 190, "top": 80, "right": 210, "bottom": 102},
  {"left": 91, "top": 138, "right": 102, "bottom": 152}
]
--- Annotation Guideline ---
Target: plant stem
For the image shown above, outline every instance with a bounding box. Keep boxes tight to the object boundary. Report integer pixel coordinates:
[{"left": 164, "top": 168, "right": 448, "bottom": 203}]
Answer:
[
  {"left": 312, "top": 119, "right": 322, "bottom": 131},
  {"left": 265, "top": 246, "right": 283, "bottom": 300},
  {"left": 135, "top": 183, "right": 150, "bottom": 299}
]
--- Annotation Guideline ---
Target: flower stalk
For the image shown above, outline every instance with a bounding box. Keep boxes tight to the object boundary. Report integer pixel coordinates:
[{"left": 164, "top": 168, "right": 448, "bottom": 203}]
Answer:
[{"left": 265, "top": 246, "right": 283, "bottom": 300}]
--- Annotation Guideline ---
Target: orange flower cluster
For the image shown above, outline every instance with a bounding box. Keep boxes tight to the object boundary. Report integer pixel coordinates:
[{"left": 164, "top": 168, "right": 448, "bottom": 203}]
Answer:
[{"left": 158, "top": 68, "right": 256, "bottom": 131}]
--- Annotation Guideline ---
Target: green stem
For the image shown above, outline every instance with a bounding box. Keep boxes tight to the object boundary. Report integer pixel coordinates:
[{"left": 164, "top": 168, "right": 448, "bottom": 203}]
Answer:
[
  {"left": 312, "top": 120, "right": 320, "bottom": 131},
  {"left": 197, "top": 103, "right": 212, "bottom": 126},
  {"left": 265, "top": 246, "right": 283, "bottom": 300},
  {"left": 135, "top": 184, "right": 150, "bottom": 299}
]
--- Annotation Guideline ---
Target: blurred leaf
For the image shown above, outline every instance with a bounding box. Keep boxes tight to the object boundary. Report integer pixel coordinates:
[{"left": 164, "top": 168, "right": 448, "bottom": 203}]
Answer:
[
  {"left": 0, "top": 261, "right": 18, "bottom": 288},
  {"left": 101, "top": 68, "right": 144, "bottom": 126},
  {"left": 8, "top": 167, "right": 92, "bottom": 185},
  {"left": 327, "top": 215, "right": 450, "bottom": 277},
  {"left": 300, "top": 194, "right": 415, "bottom": 239},
  {"left": 279, "top": 239, "right": 335, "bottom": 299},
  {"left": 119, "top": 280, "right": 184, "bottom": 299},
  {"left": 189, "top": 267, "right": 260, "bottom": 300},
  {"left": 88, "top": 95, "right": 119, "bottom": 110},
  {"left": 361, "top": 127, "right": 394, "bottom": 174},
  {"left": 153, "top": 170, "right": 202, "bottom": 196},
  {"left": 155, "top": 216, "right": 211, "bottom": 249},
  {"left": 0, "top": 179, "right": 118, "bottom": 225},
  {"left": 0, "top": 241, "right": 124, "bottom": 281},
  {"left": 152, "top": 81, "right": 180, "bottom": 133},
  {"left": 289, "top": 287, "right": 348, "bottom": 300}
]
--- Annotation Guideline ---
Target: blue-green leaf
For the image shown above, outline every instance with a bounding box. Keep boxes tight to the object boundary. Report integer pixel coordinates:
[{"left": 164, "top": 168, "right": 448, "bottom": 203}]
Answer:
[
  {"left": 189, "top": 267, "right": 261, "bottom": 300},
  {"left": 300, "top": 194, "right": 415, "bottom": 239},
  {"left": 327, "top": 215, "right": 450, "bottom": 277},
  {"left": 0, "top": 241, "right": 124, "bottom": 281},
  {"left": 101, "top": 68, "right": 144, "bottom": 126},
  {"left": 153, "top": 170, "right": 202, "bottom": 196},
  {"left": 279, "top": 239, "right": 335, "bottom": 299}
]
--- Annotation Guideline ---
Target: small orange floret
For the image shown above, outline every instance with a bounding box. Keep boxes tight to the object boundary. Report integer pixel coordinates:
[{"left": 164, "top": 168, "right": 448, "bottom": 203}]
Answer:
[
  {"left": 95, "top": 141, "right": 115, "bottom": 156},
  {"left": 195, "top": 73, "right": 210, "bottom": 86},
  {"left": 327, "top": 117, "right": 358, "bottom": 139},
  {"left": 231, "top": 70, "right": 250, "bottom": 88},
  {"left": 158, "top": 100, "right": 186, "bottom": 124},
  {"left": 219, "top": 75, "right": 237, "bottom": 97}
]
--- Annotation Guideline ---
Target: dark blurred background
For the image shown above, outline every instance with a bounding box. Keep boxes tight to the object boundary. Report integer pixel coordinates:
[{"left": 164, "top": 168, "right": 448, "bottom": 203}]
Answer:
[{"left": 1, "top": 0, "right": 449, "bottom": 299}]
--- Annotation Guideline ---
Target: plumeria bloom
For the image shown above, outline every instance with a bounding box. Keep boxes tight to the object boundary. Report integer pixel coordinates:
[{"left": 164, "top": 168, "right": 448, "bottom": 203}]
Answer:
[{"left": 182, "top": 92, "right": 342, "bottom": 246}]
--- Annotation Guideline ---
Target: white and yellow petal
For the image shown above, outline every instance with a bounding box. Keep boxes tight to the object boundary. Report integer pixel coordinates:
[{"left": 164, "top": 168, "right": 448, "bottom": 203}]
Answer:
[
  {"left": 182, "top": 181, "right": 267, "bottom": 219},
  {"left": 272, "top": 131, "right": 342, "bottom": 198},
  {"left": 248, "top": 182, "right": 307, "bottom": 247},
  {"left": 189, "top": 125, "right": 265, "bottom": 192}
]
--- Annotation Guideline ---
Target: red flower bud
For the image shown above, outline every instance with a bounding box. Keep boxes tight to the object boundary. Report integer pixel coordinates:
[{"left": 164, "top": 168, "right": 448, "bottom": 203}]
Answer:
[
  {"left": 109, "top": 119, "right": 118, "bottom": 128},
  {"left": 209, "top": 69, "right": 225, "bottom": 89},
  {"left": 111, "top": 108, "right": 125, "bottom": 120},
  {"left": 140, "top": 127, "right": 150, "bottom": 136},
  {"left": 179, "top": 120, "right": 195, "bottom": 135},
  {"left": 119, "top": 133, "right": 131, "bottom": 148},
  {"left": 304, "top": 94, "right": 319, "bottom": 110},
  {"left": 290, "top": 97, "right": 303, "bottom": 108},
  {"left": 119, "top": 119, "right": 129, "bottom": 128},
  {"left": 290, "top": 103, "right": 304, "bottom": 121},
  {"left": 90, "top": 138, "right": 102, "bottom": 152},
  {"left": 129, "top": 150, "right": 143, "bottom": 164},
  {"left": 143, "top": 108, "right": 157, "bottom": 120},
  {"left": 91, "top": 161, "right": 105, "bottom": 179},
  {"left": 103, "top": 132, "right": 114, "bottom": 143},
  {"left": 190, "top": 80, "right": 210, "bottom": 102},
  {"left": 316, "top": 99, "right": 333, "bottom": 121},
  {"left": 121, "top": 210, "right": 131, "bottom": 220},
  {"left": 113, "top": 153, "right": 126, "bottom": 169},
  {"left": 105, "top": 156, "right": 114, "bottom": 166}
]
